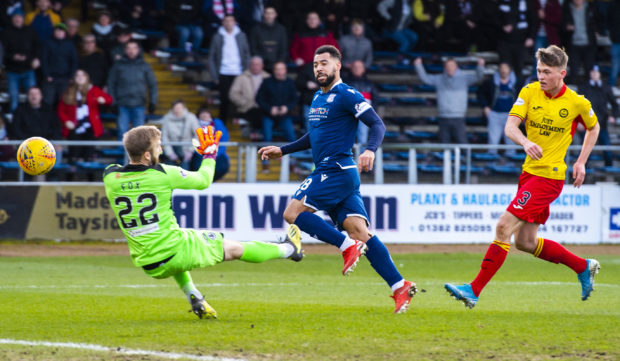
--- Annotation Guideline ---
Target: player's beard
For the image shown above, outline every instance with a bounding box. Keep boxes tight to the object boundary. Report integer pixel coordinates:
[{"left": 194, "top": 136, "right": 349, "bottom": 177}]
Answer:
[
  {"left": 149, "top": 150, "right": 159, "bottom": 166},
  {"left": 316, "top": 72, "right": 336, "bottom": 87}
]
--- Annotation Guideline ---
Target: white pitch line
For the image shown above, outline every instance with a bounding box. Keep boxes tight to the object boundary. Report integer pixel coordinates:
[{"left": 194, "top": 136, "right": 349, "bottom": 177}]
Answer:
[{"left": 0, "top": 339, "right": 247, "bottom": 361}]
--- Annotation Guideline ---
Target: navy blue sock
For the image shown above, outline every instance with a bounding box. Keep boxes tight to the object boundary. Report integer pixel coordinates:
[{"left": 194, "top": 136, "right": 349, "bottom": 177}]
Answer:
[
  {"left": 294, "top": 211, "right": 345, "bottom": 248},
  {"left": 365, "top": 235, "right": 403, "bottom": 287}
]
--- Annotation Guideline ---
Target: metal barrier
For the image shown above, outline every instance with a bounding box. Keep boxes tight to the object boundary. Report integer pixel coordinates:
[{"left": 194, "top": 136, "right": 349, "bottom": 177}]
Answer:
[{"left": 1, "top": 140, "right": 619, "bottom": 184}]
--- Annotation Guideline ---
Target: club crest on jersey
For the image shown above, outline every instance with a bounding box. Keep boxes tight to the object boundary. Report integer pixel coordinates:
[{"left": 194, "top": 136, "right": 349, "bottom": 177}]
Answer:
[
  {"left": 559, "top": 108, "right": 568, "bottom": 118},
  {"left": 327, "top": 94, "right": 337, "bottom": 102}
]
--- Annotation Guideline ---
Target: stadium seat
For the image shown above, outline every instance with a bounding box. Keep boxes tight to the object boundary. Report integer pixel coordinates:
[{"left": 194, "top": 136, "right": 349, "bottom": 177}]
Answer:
[
  {"left": 383, "top": 163, "right": 408, "bottom": 172},
  {"left": 75, "top": 161, "right": 109, "bottom": 171},
  {"left": 460, "top": 165, "right": 484, "bottom": 174},
  {"left": 487, "top": 164, "right": 522, "bottom": 175},
  {"left": 405, "top": 130, "right": 436, "bottom": 141},
  {"left": 598, "top": 166, "right": 620, "bottom": 174},
  {"left": 471, "top": 152, "right": 502, "bottom": 161},
  {"left": 100, "top": 148, "right": 126, "bottom": 157},
  {"left": 289, "top": 150, "right": 313, "bottom": 160},
  {"left": 504, "top": 153, "right": 527, "bottom": 162},
  {"left": 379, "top": 84, "right": 409, "bottom": 92},
  {"left": 418, "top": 164, "right": 443, "bottom": 173},
  {"left": 0, "top": 161, "right": 21, "bottom": 170}
]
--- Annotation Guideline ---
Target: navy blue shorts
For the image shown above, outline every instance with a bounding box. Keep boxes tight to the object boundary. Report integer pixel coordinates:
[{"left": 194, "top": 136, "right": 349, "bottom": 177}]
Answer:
[{"left": 292, "top": 163, "right": 369, "bottom": 230}]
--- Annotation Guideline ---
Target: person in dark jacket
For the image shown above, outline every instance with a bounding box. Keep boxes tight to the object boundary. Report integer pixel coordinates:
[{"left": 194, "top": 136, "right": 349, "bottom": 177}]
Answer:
[
  {"left": 343, "top": 60, "right": 379, "bottom": 145},
  {"left": 256, "top": 61, "right": 298, "bottom": 144},
  {"left": 377, "top": 0, "right": 419, "bottom": 54},
  {"left": 78, "top": 33, "right": 109, "bottom": 88},
  {"left": 107, "top": 40, "right": 158, "bottom": 139},
  {"left": 10, "top": 87, "right": 61, "bottom": 140},
  {"left": 2, "top": 9, "right": 40, "bottom": 112},
  {"left": 609, "top": 1, "right": 620, "bottom": 87},
  {"left": 256, "top": 61, "right": 298, "bottom": 171},
  {"left": 477, "top": 62, "right": 518, "bottom": 154},
  {"left": 497, "top": 0, "right": 538, "bottom": 82},
  {"left": 108, "top": 27, "right": 133, "bottom": 64},
  {"left": 562, "top": 0, "right": 599, "bottom": 85},
  {"left": 249, "top": 6, "right": 288, "bottom": 71},
  {"left": 295, "top": 61, "right": 319, "bottom": 131},
  {"left": 289, "top": 11, "right": 339, "bottom": 66},
  {"left": 91, "top": 10, "right": 116, "bottom": 57},
  {"left": 578, "top": 65, "right": 618, "bottom": 167},
  {"left": 167, "top": 0, "right": 203, "bottom": 52},
  {"left": 0, "top": 0, "right": 24, "bottom": 30},
  {"left": 24, "top": 0, "right": 61, "bottom": 42},
  {"left": 41, "top": 23, "right": 78, "bottom": 106},
  {"left": 207, "top": 15, "right": 250, "bottom": 123}
]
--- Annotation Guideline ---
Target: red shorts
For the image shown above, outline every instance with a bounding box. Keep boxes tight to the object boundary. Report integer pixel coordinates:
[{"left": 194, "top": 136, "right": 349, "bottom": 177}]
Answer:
[{"left": 506, "top": 172, "right": 564, "bottom": 224}]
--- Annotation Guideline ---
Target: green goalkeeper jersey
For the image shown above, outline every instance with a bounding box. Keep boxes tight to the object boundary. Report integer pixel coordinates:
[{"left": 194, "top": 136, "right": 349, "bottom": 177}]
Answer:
[{"left": 103, "top": 159, "right": 216, "bottom": 267}]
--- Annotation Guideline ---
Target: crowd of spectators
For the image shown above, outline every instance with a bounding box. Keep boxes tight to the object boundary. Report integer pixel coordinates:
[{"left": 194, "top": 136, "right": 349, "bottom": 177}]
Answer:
[{"left": 0, "top": 0, "right": 619, "bottom": 179}]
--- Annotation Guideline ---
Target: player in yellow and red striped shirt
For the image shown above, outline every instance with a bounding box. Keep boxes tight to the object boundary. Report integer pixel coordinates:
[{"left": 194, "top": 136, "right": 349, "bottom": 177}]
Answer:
[{"left": 445, "top": 45, "right": 601, "bottom": 308}]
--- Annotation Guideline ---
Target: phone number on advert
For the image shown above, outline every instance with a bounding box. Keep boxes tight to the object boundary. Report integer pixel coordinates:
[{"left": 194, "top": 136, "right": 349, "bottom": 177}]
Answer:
[{"left": 416, "top": 224, "right": 493, "bottom": 232}]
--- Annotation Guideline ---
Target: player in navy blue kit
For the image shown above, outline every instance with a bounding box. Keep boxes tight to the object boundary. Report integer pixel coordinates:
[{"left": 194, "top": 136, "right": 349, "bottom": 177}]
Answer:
[{"left": 259, "top": 45, "right": 417, "bottom": 313}]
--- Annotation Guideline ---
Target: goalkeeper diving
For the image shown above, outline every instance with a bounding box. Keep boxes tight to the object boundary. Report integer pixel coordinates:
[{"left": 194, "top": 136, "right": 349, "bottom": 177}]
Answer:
[{"left": 103, "top": 125, "right": 303, "bottom": 319}]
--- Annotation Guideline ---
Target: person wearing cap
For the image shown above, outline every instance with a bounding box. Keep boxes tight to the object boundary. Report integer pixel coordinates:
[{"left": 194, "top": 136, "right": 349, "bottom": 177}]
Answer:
[
  {"left": 25, "top": 0, "right": 61, "bottom": 42},
  {"left": 2, "top": 8, "right": 40, "bottom": 113},
  {"left": 41, "top": 22, "right": 78, "bottom": 106},
  {"left": 578, "top": 65, "right": 618, "bottom": 167}
]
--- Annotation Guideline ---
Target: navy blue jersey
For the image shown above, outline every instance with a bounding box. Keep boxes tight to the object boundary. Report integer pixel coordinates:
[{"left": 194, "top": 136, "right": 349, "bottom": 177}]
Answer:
[{"left": 307, "top": 80, "right": 373, "bottom": 166}]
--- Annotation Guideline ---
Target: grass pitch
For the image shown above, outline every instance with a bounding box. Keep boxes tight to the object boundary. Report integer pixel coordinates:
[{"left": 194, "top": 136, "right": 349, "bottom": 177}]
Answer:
[{"left": 0, "top": 249, "right": 619, "bottom": 361}]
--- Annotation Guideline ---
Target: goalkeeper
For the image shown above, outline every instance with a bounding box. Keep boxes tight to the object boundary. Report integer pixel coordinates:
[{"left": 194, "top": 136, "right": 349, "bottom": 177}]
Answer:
[{"left": 103, "top": 125, "right": 303, "bottom": 319}]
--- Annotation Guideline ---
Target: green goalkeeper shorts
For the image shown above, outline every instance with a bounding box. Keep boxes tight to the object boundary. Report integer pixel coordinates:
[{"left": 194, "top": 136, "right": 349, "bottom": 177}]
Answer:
[{"left": 143, "top": 229, "right": 224, "bottom": 279}]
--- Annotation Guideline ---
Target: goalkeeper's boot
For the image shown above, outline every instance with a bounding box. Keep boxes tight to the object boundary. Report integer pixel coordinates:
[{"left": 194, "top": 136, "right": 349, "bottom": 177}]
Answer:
[
  {"left": 342, "top": 240, "right": 367, "bottom": 276},
  {"left": 283, "top": 224, "right": 304, "bottom": 262},
  {"left": 577, "top": 259, "right": 600, "bottom": 301},
  {"left": 391, "top": 280, "right": 418, "bottom": 314},
  {"left": 444, "top": 283, "right": 478, "bottom": 309},
  {"left": 189, "top": 294, "right": 218, "bottom": 319}
]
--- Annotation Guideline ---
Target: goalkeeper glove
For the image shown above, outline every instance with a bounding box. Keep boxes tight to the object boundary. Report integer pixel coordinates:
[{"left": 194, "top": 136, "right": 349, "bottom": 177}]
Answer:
[{"left": 193, "top": 125, "right": 222, "bottom": 160}]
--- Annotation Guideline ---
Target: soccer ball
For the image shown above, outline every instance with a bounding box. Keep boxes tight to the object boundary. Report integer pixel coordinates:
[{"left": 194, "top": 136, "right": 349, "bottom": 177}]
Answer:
[{"left": 17, "top": 137, "right": 56, "bottom": 175}]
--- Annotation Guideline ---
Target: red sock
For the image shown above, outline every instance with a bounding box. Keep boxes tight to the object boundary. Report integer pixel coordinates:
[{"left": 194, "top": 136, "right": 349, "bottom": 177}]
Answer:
[
  {"left": 470, "top": 240, "right": 510, "bottom": 296},
  {"left": 534, "top": 238, "right": 587, "bottom": 273}
]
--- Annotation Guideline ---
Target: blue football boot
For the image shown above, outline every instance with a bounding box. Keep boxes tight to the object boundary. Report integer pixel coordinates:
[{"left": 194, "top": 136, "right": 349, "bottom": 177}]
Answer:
[
  {"left": 444, "top": 283, "right": 478, "bottom": 309},
  {"left": 577, "top": 259, "right": 600, "bottom": 301}
]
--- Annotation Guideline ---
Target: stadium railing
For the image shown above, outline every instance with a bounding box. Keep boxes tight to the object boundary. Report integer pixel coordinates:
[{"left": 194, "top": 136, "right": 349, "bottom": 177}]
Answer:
[{"left": 1, "top": 140, "right": 619, "bottom": 184}]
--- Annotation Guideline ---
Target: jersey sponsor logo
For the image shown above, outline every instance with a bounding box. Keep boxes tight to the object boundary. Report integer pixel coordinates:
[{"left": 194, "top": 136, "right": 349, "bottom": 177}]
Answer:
[
  {"left": 559, "top": 108, "right": 569, "bottom": 118},
  {"left": 309, "top": 107, "right": 329, "bottom": 115},
  {"left": 127, "top": 223, "right": 159, "bottom": 237},
  {"left": 355, "top": 102, "right": 371, "bottom": 115},
  {"left": 321, "top": 173, "right": 328, "bottom": 182},
  {"left": 514, "top": 98, "right": 525, "bottom": 106},
  {"left": 327, "top": 94, "right": 337, "bottom": 103}
]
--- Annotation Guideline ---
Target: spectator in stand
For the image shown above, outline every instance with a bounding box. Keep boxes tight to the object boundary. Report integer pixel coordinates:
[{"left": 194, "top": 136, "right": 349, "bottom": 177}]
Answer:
[
  {"left": 609, "top": 1, "right": 620, "bottom": 88},
  {"left": 41, "top": 23, "right": 78, "bottom": 106},
  {"left": 10, "top": 87, "right": 61, "bottom": 140},
  {"left": 191, "top": 107, "right": 230, "bottom": 181},
  {"left": 339, "top": 20, "right": 373, "bottom": 69},
  {"left": 562, "top": 0, "right": 599, "bottom": 85},
  {"left": 249, "top": 6, "right": 288, "bottom": 71},
  {"left": 471, "top": 0, "right": 501, "bottom": 52},
  {"left": 66, "top": 18, "right": 82, "bottom": 48},
  {"left": 107, "top": 40, "right": 158, "bottom": 139},
  {"left": 229, "top": 56, "right": 270, "bottom": 136},
  {"left": 25, "top": 0, "right": 60, "bottom": 42},
  {"left": 343, "top": 60, "right": 379, "bottom": 145},
  {"left": 477, "top": 62, "right": 518, "bottom": 154},
  {"left": 413, "top": 0, "right": 445, "bottom": 51},
  {"left": 269, "top": 0, "right": 314, "bottom": 35},
  {"left": 534, "top": 0, "right": 562, "bottom": 49},
  {"left": 109, "top": 27, "right": 133, "bottom": 63},
  {"left": 0, "top": 115, "right": 13, "bottom": 161},
  {"left": 579, "top": 65, "right": 618, "bottom": 167},
  {"left": 207, "top": 14, "right": 250, "bottom": 123},
  {"left": 295, "top": 62, "right": 319, "bottom": 131},
  {"left": 289, "top": 11, "right": 339, "bottom": 67},
  {"left": 78, "top": 34, "right": 109, "bottom": 88},
  {"left": 443, "top": 0, "right": 477, "bottom": 53},
  {"left": 58, "top": 69, "right": 113, "bottom": 163},
  {"left": 0, "top": 0, "right": 25, "bottom": 30},
  {"left": 497, "top": 0, "right": 537, "bottom": 82},
  {"left": 320, "top": 0, "right": 349, "bottom": 37},
  {"left": 377, "top": 0, "right": 418, "bottom": 57},
  {"left": 92, "top": 11, "right": 117, "bottom": 56},
  {"left": 167, "top": 0, "right": 203, "bottom": 53},
  {"left": 2, "top": 9, "right": 40, "bottom": 113},
  {"left": 414, "top": 57, "right": 485, "bottom": 144},
  {"left": 202, "top": 0, "right": 238, "bottom": 41},
  {"left": 160, "top": 100, "right": 200, "bottom": 169},
  {"left": 256, "top": 61, "right": 298, "bottom": 171}
]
